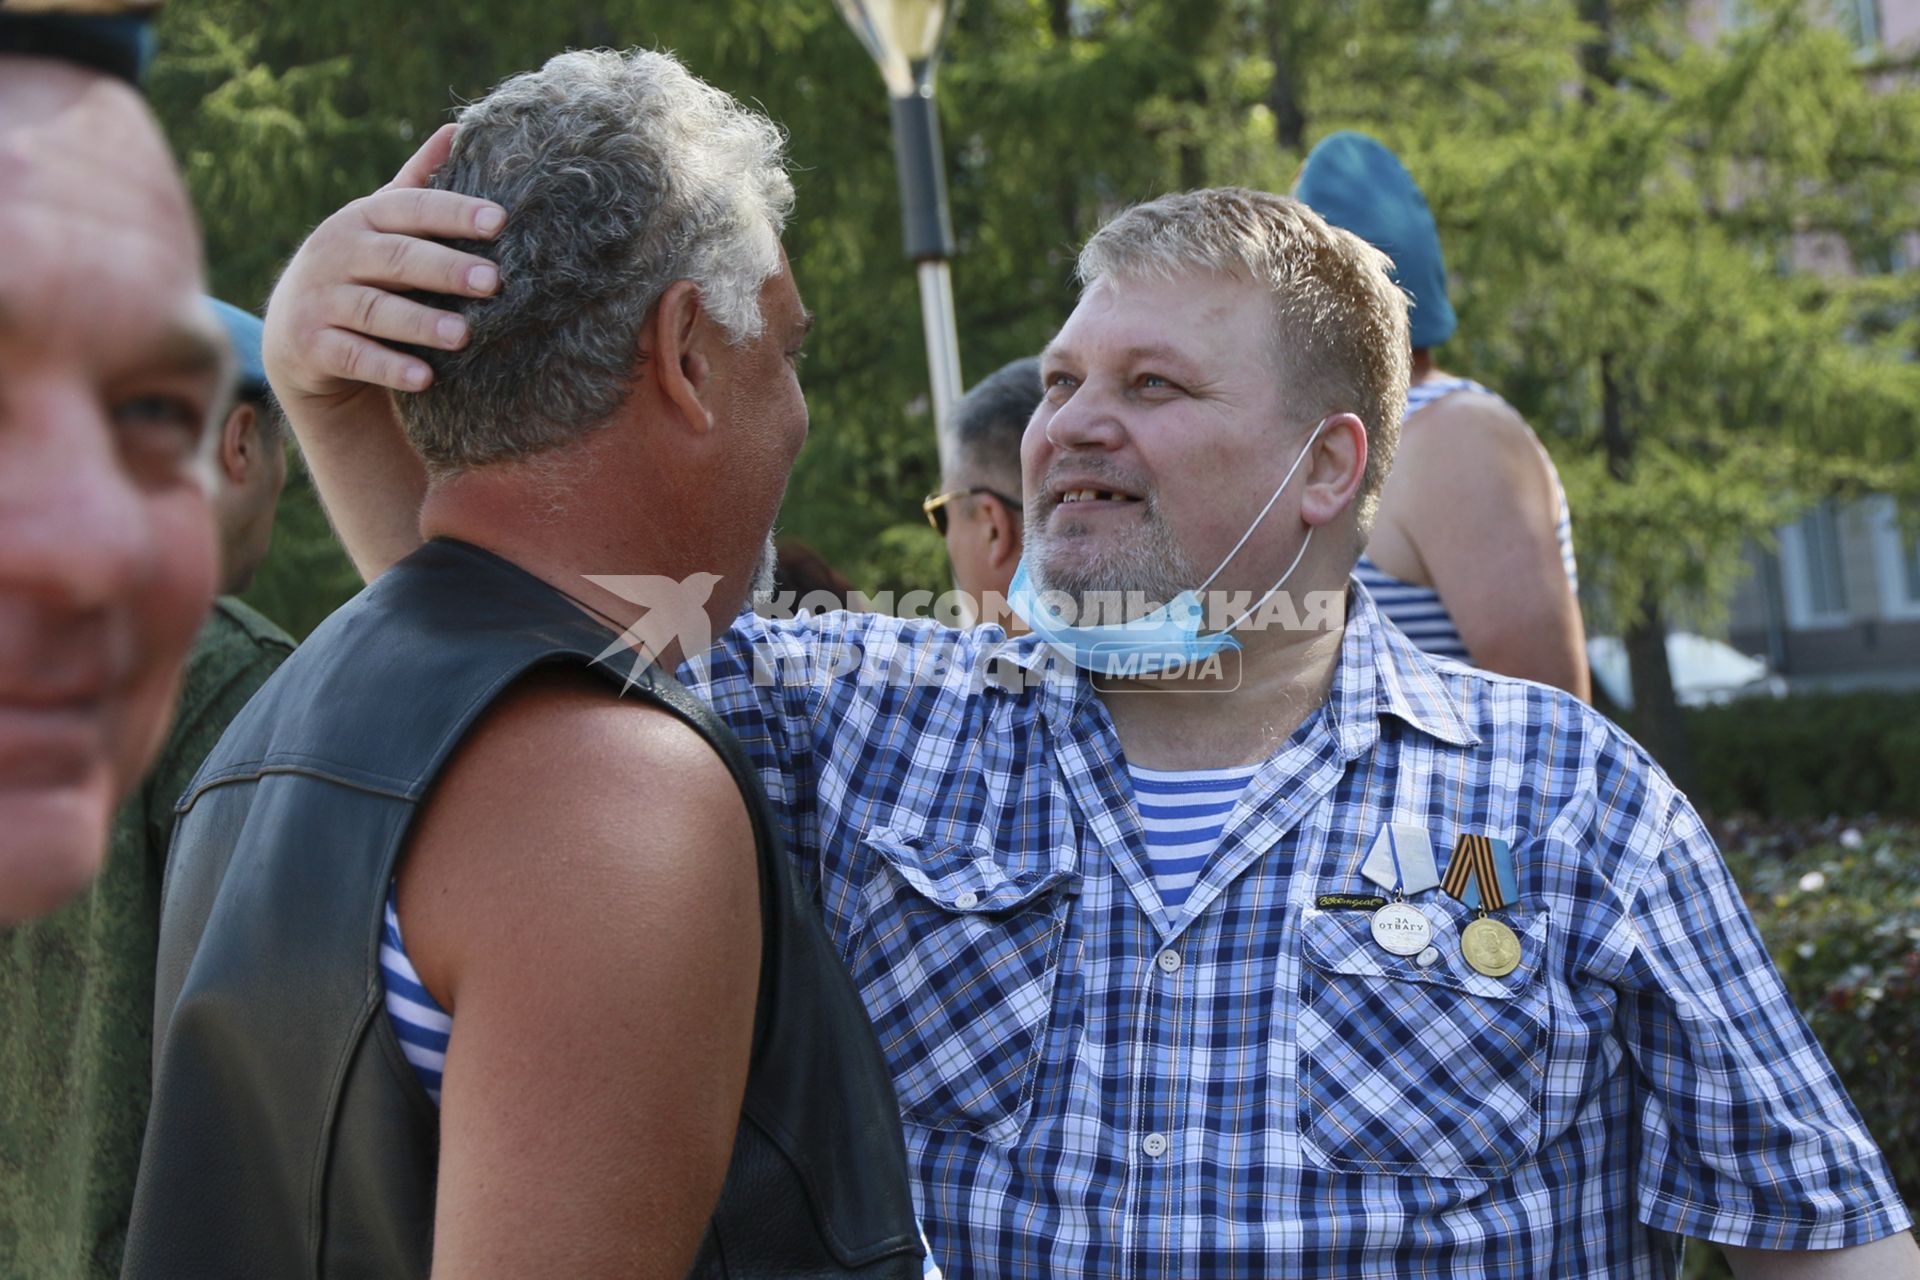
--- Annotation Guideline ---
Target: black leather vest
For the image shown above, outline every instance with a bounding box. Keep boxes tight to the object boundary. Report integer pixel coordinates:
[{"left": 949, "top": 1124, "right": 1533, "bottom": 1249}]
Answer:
[{"left": 125, "top": 539, "right": 924, "bottom": 1279}]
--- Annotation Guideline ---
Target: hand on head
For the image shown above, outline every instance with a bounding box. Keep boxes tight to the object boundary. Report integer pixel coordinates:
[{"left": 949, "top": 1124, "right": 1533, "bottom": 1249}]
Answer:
[{"left": 263, "top": 123, "right": 506, "bottom": 403}]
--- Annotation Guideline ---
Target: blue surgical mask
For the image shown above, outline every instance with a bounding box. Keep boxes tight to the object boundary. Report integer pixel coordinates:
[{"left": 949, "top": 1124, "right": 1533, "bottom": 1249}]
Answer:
[{"left": 1009, "top": 418, "right": 1330, "bottom": 679}]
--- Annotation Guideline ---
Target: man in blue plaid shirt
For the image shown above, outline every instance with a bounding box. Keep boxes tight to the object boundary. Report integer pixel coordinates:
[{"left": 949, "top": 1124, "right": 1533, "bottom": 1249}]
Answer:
[
  {"left": 276, "top": 134, "right": 1914, "bottom": 1276},
  {"left": 678, "top": 190, "right": 1916, "bottom": 1279}
]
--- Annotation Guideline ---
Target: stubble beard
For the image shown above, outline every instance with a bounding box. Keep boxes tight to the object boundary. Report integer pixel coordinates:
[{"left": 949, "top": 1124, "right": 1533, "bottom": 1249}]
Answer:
[{"left": 1025, "top": 491, "right": 1202, "bottom": 617}]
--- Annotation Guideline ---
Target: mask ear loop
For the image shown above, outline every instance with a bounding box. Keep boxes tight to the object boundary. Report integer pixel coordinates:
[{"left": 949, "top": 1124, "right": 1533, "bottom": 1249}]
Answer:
[
  {"left": 1215, "top": 528, "right": 1315, "bottom": 637},
  {"left": 1195, "top": 416, "right": 1332, "bottom": 595}
]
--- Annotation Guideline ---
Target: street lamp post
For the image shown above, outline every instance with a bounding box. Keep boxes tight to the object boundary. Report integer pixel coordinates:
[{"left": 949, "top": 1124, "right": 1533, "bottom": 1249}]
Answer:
[{"left": 834, "top": 0, "right": 964, "bottom": 473}]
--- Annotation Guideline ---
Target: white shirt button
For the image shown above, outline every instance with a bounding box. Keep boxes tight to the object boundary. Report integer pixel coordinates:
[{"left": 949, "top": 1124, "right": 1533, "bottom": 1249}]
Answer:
[
  {"left": 1416, "top": 946, "right": 1442, "bottom": 968},
  {"left": 1141, "top": 1132, "right": 1168, "bottom": 1158},
  {"left": 953, "top": 890, "right": 979, "bottom": 910},
  {"left": 1156, "top": 949, "right": 1182, "bottom": 974}
]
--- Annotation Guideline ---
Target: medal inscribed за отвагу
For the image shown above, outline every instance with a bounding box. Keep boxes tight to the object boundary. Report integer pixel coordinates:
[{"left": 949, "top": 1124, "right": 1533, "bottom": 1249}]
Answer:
[{"left": 1359, "top": 825, "right": 1440, "bottom": 957}]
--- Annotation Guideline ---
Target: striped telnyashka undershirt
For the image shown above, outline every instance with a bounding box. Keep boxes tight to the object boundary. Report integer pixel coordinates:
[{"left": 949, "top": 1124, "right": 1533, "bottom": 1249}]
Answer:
[{"left": 1128, "top": 763, "right": 1260, "bottom": 911}]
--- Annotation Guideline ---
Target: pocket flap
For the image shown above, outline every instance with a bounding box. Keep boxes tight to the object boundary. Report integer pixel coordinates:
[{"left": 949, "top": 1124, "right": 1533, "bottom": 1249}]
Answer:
[
  {"left": 1301, "top": 901, "right": 1549, "bottom": 999},
  {"left": 863, "top": 827, "right": 1078, "bottom": 915}
]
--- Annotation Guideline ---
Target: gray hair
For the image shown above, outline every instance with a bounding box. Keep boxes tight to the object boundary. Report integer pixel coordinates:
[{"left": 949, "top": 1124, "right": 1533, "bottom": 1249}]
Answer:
[
  {"left": 1076, "top": 188, "right": 1409, "bottom": 537},
  {"left": 950, "top": 355, "right": 1042, "bottom": 493},
  {"left": 400, "top": 48, "right": 794, "bottom": 474}
]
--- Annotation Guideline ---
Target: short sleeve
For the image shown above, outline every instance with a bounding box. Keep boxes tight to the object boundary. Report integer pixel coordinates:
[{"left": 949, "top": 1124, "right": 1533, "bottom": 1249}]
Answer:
[{"left": 1617, "top": 800, "right": 1913, "bottom": 1249}]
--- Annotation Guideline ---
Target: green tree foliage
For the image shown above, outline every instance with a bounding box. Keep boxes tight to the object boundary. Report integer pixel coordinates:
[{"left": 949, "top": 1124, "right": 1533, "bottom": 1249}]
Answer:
[
  {"left": 1420, "top": 1, "right": 1920, "bottom": 776},
  {"left": 149, "top": 3, "right": 1920, "bottom": 746}
]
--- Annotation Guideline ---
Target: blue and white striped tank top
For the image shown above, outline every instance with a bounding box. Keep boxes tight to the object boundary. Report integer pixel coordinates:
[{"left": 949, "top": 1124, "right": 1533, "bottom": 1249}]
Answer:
[
  {"left": 381, "top": 886, "right": 451, "bottom": 1105},
  {"left": 380, "top": 886, "right": 948, "bottom": 1278},
  {"left": 1128, "top": 763, "right": 1259, "bottom": 912},
  {"left": 1353, "top": 377, "right": 1579, "bottom": 663}
]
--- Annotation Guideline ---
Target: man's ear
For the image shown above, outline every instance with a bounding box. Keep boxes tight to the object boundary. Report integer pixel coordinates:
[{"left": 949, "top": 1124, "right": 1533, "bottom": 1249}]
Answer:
[
  {"left": 985, "top": 492, "right": 1024, "bottom": 570},
  {"left": 218, "top": 402, "right": 257, "bottom": 486},
  {"left": 1300, "top": 412, "right": 1368, "bottom": 527},
  {"left": 648, "top": 279, "right": 716, "bottom": 433}
]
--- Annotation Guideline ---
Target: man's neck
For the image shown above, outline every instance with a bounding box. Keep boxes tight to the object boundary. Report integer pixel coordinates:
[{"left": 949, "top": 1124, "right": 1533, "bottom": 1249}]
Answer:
[
  {"left": 419, "top": 454, "right": 720, "bottom": 672},
  {"left": 217, "top": 537, "right": 251, "bottom": 598},
  {"left": 1097, "top": 586, "right": 1349, "bottom": 771},
  {"left": 1410, "top": 349, "right": 1448, "bottom": 385}
]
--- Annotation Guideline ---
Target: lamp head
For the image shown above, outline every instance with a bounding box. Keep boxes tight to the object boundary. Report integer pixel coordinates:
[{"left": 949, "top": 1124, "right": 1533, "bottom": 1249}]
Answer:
[{"left": 833, "top": 0, "right": 953, "bottom": 97}]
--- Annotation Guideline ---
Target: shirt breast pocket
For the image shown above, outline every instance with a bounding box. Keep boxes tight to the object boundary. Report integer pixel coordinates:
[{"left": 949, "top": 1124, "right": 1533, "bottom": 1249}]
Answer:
[
  {"left": 846, "top": 827, "right": 1078, "bottom": 1146},
  {"left": 1297, "top": 901, "right": 1552, "bottom": 1179}
]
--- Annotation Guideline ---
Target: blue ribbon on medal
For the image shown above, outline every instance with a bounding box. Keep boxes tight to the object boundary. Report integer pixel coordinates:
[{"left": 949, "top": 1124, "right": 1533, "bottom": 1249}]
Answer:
[{"left": 1359, "top": 824, "right": 1439, "bottom": 957}]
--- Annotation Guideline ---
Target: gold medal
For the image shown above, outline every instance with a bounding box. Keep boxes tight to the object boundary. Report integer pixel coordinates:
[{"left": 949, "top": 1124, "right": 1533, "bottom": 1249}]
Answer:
[{"left": 1461, "top": 916, "right": 1521, "bottom": 977}]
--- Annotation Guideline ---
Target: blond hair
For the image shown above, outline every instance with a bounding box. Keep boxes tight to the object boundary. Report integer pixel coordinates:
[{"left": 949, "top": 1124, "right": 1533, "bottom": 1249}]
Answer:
[{"left": 1076, "top": 187, "right": 1410, "bottom": 536}]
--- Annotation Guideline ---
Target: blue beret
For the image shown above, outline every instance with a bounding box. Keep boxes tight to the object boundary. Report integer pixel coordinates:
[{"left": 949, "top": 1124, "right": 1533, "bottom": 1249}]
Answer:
[
  {"left": 207, "top": 298, "right": 269, "bottom": 401},
  {"left": 0, "top": 9, "right": 158, "bottom": 87},
  {"left": 1295, "top": 131, "right": 1457, "bottom": 349}
]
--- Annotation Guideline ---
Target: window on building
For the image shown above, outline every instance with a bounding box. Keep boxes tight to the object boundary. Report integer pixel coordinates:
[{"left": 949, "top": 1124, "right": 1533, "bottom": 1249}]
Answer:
[
  {"left": 1779, "top": 501, "right": 1851, "bottom": 626},
  {"left": 1840, "top": 0, "right": 1882, "bottom": 51},
  {"left": 1870, "top": 497, "right": 1920, "bottom": 619}
]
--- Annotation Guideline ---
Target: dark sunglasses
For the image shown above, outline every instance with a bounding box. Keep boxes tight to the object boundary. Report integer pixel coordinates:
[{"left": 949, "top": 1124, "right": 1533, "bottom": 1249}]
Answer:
[{"left": 922, "top": 486, "right": 1021, "bottom": 536}]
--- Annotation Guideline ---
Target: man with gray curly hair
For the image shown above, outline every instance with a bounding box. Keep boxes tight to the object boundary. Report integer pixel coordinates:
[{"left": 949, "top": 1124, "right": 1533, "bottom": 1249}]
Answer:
[
  {"left": 127, "top": 49, "right": 929, "bottom": 1280},
  {"left": 257, "top": 53, "right": 1915, "bottom": 1280},
  {"left": 398, "top": 48, "right": 792, "bottom": 471}
]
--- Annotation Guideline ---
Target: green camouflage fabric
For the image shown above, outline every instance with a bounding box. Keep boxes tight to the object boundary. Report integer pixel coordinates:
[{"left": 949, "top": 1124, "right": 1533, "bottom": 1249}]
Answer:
[{"left": 0, "top": 598, "right": 293, "bottom": 1279}]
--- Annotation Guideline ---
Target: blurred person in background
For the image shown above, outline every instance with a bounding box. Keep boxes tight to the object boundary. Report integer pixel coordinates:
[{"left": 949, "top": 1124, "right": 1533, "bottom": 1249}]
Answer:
[
  {"left": 922, "top": 356, "right": 1039, "bottom": 622},
  {"left": 201, "top": 301, "right": 292, "bottom": 599},
  {"left": 1297, "top": 131, "right": 1590, "bottom": 699},
  {"left": 1, "top": 301, "right": 292, "bottom": 1278},
  {"left": 0, "top": 2, "right": 226, "bottom": 922},
  {"left": 773, "top": 538, "right": 859, "bottom": 614}
]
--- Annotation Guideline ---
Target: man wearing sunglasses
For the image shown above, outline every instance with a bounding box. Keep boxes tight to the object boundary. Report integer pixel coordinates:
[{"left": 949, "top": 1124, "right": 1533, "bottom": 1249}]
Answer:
[{"left": 921, "top": 356, "right": 1040, "bottom": 624}]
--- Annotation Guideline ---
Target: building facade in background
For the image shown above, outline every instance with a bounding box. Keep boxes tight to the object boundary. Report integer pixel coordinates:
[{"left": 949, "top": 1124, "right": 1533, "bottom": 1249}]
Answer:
[
  {"left": 1701, "top": 0, "right": 1920, "bottom": 691},
  {"left": 1727, "top": 500, "right": 1920, "bottom": 691}
]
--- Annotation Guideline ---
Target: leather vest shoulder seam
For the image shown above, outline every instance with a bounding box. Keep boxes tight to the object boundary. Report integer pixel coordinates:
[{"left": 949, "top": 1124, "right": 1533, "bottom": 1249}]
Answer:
[{"left": 178, "top": 759, "right": 419, "bottom": 812}]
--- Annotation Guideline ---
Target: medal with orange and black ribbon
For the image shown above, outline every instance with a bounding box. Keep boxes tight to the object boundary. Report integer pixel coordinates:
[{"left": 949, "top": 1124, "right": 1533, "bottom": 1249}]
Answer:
[{"left": 1442, "top": 834, "right": 1522, "bottom": 977}]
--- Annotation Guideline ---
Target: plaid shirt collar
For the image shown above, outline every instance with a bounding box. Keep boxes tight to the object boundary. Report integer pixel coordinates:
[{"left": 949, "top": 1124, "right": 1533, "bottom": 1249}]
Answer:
[{"left": 989, "top": 577, "right": 1480, "bottom": 758}]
